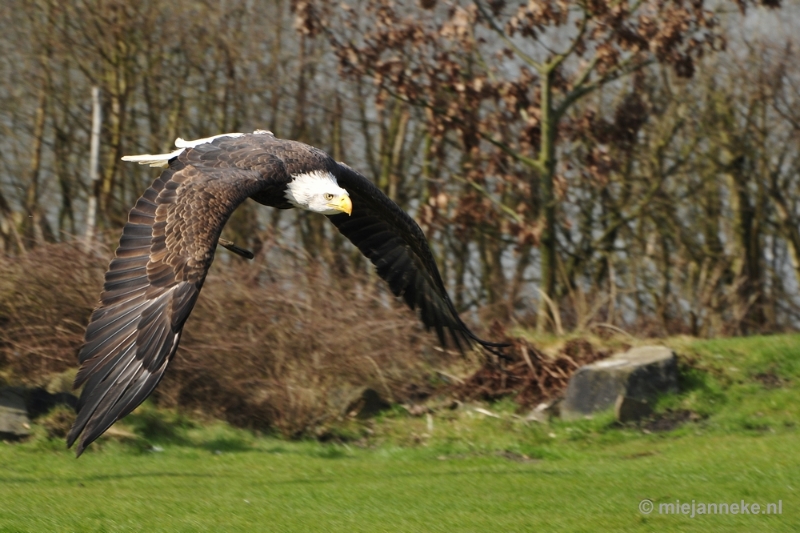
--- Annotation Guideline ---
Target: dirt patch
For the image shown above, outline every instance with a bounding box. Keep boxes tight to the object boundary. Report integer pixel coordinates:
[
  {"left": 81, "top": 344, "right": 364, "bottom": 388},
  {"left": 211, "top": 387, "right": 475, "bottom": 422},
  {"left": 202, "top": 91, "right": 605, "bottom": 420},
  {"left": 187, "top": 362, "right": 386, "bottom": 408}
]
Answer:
[
  {"left": 436, "top": 450, "right": 539, "bottom": 463},
  {"left": 753, "top": 371, "right": 787, "bottom": 389},
  {"left": 621, "top": 450, "right": 658, "bottom": 460},
  {"left": 495, "top": 450, "right": 537, "bottom": 463},
  {"left": 641, "top": 409, "right": 702, "bottom": 432}
]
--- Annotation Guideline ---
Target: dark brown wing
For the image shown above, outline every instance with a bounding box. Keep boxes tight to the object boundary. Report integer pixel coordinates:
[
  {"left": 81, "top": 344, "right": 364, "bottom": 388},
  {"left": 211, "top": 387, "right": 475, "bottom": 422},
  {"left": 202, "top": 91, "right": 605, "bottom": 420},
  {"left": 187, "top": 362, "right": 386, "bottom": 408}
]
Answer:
[
  {"left": 328, "top": 164, "right": 507, "bottom": 355},
  {"left": 68, "top": 156, "right": 272, "bottom": 456}
]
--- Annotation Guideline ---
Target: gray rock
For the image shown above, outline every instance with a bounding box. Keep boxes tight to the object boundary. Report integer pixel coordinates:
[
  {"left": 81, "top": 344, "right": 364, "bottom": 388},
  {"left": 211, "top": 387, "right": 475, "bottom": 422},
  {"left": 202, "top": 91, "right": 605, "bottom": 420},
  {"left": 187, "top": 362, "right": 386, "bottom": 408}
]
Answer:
[
  {"left": 561, "top": 345, "right": 678, "bottom": 421},
  {"left": 0, "top": 385, "right": 78, "bottom": 440},
  {"left": 0, "top": 388, "right": 32, "bottom": 439},
  {"left": 614, "top": 395, "right": 652, "bottom": 422}
]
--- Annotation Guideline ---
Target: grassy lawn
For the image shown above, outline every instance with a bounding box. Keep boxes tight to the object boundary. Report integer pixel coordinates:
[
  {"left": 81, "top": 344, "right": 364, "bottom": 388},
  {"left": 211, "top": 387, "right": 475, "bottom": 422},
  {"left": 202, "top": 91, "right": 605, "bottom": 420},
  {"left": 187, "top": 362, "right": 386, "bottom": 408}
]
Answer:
[{"left": 1, "top": 334, "right": 799, "bottom": 532}]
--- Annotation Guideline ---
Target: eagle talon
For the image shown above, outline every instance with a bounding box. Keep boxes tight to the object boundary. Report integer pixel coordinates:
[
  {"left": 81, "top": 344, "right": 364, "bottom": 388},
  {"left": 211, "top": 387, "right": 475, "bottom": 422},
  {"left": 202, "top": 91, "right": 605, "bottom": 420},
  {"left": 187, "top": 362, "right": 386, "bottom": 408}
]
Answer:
[{"left": 218, "top": 238, "right": 254, "bottom": 259}]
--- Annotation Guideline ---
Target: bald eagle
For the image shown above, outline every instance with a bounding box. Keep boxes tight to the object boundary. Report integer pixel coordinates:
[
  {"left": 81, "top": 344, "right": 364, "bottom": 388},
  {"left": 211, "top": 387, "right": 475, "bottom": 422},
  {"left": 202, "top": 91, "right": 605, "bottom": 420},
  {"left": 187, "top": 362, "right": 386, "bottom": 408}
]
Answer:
[{"left": 67, "top": 130, "right": 505, "bottom": 455}]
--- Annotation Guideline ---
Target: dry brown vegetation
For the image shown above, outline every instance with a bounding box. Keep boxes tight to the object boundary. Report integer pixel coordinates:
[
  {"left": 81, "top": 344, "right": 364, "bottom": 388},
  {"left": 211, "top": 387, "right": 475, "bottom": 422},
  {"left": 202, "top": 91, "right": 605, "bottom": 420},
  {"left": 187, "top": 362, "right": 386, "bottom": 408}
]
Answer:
[
  {"left": 155, "top": 244, "right": 449, "bottom": 436},
  {"left": 452, "top": 337, "right": 609, "bottom": 409},
  {"left": 0, "top": 240, "right": 610, "bottom": 436},
  {"left": 0, "top": 242, "right": 101, "bottom": 379},
  {"left": 0, "top": 241, "right": 471, "bottom": 436}
]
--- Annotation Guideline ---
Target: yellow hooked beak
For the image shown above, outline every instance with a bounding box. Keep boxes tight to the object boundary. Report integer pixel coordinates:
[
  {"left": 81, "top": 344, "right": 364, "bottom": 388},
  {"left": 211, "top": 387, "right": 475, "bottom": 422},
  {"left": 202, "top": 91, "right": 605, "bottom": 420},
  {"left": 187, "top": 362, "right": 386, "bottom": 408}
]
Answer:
[{"left": 330, "top": 195, "right": 352, "bottom": 216}]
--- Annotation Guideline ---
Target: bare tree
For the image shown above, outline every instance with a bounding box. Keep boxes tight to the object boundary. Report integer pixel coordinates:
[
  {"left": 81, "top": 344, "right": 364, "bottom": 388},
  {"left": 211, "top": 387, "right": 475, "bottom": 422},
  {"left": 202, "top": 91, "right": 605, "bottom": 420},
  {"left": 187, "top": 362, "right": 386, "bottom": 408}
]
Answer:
[{"left": 303, "top": 0, "right": 780, "bottom": 330}]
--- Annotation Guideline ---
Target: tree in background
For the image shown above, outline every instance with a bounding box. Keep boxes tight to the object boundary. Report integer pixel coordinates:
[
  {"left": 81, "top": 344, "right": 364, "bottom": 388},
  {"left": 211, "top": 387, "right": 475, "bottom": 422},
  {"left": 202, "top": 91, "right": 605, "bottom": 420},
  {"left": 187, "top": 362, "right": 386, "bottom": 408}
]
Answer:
[
  {"left": 0, "top": 0, "right": 349, "bottom": 251},
  {"left": 301, "top": 0, "right": 780, "bottom": 330},
  {"left": 2, "top": 0, "right": 800, "bottom": 337}
]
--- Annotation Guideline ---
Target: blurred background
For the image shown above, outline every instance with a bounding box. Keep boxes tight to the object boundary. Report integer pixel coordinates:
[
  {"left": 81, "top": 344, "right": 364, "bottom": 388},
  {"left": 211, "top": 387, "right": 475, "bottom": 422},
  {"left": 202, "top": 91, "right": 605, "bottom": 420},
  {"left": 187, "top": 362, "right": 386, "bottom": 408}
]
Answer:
[{"left": 0, "top": 0, "right": 797, "bottom": 435}]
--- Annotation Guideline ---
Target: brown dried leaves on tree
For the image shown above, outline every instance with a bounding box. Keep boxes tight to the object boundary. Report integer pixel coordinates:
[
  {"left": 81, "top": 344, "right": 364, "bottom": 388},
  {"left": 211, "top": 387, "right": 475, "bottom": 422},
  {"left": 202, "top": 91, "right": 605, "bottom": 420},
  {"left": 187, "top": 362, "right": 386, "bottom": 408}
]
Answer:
[{"left": 302, "top": 0, "right": 780, "bottom": 323}]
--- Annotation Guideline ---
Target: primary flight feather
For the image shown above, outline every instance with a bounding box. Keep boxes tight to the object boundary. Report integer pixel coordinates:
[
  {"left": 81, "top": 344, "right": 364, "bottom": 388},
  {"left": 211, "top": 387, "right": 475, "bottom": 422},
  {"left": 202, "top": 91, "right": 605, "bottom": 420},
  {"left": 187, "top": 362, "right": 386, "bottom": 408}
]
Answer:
[{"left": 68, "top": 130, "right": 505, "bottom": 455}]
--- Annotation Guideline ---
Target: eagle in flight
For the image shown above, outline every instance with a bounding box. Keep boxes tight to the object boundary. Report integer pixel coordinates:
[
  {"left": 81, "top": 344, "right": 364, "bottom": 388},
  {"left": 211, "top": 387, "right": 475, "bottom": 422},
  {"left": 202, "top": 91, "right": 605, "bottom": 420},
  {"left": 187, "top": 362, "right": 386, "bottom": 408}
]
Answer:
[{"left": 67, "top": 130, "right": 505, "bottom": 455}]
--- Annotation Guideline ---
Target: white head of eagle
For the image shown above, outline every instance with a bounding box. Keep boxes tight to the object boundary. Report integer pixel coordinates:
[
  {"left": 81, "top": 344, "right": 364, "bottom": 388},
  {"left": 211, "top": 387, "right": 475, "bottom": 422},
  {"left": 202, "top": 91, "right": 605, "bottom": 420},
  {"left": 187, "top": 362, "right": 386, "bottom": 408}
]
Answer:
[{"left": 285, "top": 170, "right": 352, "bottom": 216}]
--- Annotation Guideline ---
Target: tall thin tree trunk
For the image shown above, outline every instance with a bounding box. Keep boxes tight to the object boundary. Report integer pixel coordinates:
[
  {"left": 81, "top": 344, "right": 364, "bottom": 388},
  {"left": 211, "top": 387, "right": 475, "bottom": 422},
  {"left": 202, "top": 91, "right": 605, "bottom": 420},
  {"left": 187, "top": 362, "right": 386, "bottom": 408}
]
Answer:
[
  {"left": 23, "top": 89, "right": 48, "bottom": 247},
  {"left": 536, "top": 69, "right": 557, "bottom": 332},
  {"left": 268, "top": 0, "right": 284, "bottom": 132},
  {"left": 85, "top": 86, "right": 102, "bottom": 250},
  {"left": 291, "top": 34, "right": 308, "bottom": 140},
  {"left": 724, "top": 156, "right": 763, "bottom": 332}
]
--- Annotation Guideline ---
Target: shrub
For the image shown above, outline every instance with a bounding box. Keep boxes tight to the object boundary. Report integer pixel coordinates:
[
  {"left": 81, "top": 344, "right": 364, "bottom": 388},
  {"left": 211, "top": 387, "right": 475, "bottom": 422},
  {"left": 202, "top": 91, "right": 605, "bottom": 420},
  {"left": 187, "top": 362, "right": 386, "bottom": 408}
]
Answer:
[{"left": 0, "top": 241, "right": 458, "bottom": 436}]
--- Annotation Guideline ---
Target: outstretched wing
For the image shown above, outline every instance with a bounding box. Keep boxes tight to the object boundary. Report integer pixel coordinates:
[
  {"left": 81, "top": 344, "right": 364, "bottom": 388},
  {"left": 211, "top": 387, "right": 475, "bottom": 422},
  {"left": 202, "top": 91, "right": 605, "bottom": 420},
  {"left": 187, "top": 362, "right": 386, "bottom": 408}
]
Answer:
[
  {"left": 328, "top": 164, "right": 507, "bottom": 355},
  {"left": 68, "top": 158, "right": 270, "bottom": 456}
]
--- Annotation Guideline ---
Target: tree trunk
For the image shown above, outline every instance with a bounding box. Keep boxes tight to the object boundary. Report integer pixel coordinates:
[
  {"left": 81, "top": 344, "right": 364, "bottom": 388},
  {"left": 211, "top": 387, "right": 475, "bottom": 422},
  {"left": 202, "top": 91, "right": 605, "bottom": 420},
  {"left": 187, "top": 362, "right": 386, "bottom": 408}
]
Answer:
[
  {"left": 536, "top": 69, "right": 557, "bottom": 332},
  {"left": 724, "top": 155, "right": 764, "bottom": 332},
  {"left": 22, "top": 89, "right": 49, "bottom": 247}
]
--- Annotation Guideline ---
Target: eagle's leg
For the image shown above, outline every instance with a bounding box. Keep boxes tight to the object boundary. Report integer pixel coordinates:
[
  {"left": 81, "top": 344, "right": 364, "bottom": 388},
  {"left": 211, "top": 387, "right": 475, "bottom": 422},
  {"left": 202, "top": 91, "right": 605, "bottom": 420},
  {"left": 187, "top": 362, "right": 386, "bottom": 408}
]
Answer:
[{"left": 218, "top": 238, "right": 255, "bottom": 260}]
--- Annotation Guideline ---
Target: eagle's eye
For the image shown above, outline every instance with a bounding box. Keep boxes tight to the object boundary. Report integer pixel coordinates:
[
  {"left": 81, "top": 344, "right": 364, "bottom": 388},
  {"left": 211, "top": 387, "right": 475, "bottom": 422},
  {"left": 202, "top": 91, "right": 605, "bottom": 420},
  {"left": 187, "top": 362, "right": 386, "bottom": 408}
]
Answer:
[{"left": 324, "top": 193, "right": 334, "bottom": 201}]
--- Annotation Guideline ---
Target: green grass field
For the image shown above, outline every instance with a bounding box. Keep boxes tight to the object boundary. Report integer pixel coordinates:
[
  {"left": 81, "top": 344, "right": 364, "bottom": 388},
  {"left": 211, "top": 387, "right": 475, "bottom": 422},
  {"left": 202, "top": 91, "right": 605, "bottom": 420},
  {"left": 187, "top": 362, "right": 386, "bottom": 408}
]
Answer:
[{"left": 1, "top": 335, "right": 799, "bottom": 532}]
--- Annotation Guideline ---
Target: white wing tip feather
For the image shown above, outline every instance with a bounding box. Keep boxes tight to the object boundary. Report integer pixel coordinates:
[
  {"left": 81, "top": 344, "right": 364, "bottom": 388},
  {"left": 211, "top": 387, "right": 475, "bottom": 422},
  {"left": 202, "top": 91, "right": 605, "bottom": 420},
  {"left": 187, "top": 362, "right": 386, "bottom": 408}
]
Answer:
[
  {"left": 174, "top": 132, "right": 245, "bottom": 148},
  {"left": 121, "top": 148, "right": 185, "bottom": 167},
  {"left": 122, "top": 130, "right": 271, "bottom": 166}
]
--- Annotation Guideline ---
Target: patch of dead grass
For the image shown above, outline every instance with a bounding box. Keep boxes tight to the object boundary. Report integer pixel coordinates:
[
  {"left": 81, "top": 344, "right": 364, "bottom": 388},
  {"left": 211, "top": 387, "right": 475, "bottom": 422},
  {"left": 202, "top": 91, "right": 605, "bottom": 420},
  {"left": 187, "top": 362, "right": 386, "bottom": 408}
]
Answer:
[{"left": 0, "top": 241, "right": 465, "bottom": 437}]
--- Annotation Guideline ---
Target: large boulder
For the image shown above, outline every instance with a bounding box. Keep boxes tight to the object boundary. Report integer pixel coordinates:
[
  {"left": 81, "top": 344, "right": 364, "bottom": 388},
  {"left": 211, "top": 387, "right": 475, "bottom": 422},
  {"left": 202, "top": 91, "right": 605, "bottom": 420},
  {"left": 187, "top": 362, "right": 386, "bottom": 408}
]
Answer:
[
  {"left": 561, "top": 346, "right": 678, "bottom": 421},
  {"left": 0, "top": 388, "right": 32, "bottom": 439},
  {"left": 0, "top": 386, "right": 78, "bottom": 440}
]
